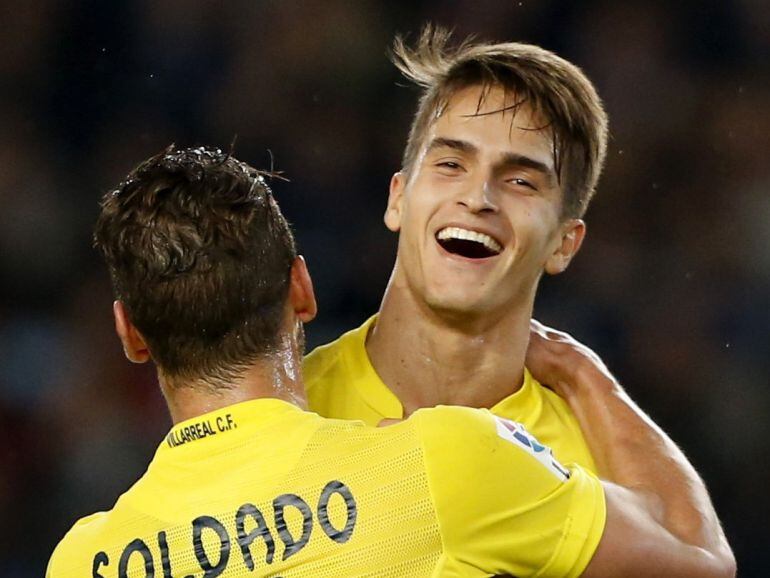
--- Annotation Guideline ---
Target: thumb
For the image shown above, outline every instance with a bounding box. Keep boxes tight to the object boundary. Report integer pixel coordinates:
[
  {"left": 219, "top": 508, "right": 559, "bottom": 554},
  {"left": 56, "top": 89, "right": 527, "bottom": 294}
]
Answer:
[{"left": 377, "top": 418, "right": 403, "bottom": 427}]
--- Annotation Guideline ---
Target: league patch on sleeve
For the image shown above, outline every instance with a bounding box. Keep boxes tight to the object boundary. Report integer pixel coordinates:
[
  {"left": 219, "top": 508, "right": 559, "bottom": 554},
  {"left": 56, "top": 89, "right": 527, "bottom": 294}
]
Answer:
[{"left": 494, "top": 416, "right": 571, "bottom": 481}]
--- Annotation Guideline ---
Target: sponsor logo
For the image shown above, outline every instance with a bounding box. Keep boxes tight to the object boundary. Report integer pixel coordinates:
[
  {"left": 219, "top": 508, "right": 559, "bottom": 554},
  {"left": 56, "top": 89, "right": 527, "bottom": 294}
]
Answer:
[{"left": 494, "top": 417, "right": 571, "bottom": 481}]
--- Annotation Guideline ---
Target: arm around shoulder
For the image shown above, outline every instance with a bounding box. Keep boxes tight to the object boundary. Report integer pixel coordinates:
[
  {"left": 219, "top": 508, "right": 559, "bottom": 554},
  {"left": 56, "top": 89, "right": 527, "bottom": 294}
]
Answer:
[
  {"left": 583, "top": 482, "right": 736, "bottom": 578},
  {"left": 526, "top": 321, "right": 736, "bottom": 578},
  {"left": 415, "top": 406, "right": 607, "bottom": 578}
]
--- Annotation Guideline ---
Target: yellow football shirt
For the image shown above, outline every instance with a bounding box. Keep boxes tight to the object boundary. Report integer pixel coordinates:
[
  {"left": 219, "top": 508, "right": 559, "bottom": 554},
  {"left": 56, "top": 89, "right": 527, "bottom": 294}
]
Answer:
[
  {"left": 304, "top": 315, "right": 597, "bottom": 472},
  {"left": 48, "top": 399, "right": 605, "bottom": 577}
]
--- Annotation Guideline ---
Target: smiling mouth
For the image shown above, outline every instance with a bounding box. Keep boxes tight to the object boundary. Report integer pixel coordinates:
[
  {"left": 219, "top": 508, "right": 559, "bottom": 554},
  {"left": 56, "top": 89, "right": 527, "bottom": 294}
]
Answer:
[{"left": 436, "top": 227, "right": 502, "bottom": 259}]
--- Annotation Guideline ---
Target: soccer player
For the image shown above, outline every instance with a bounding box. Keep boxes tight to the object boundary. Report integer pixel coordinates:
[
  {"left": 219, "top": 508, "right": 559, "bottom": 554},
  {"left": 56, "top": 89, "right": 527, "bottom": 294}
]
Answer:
[
  {"left": 303, "top": 28, "right": 609, "bottom": 470},
  {"left": 302, "top": 26, "right": 734, "bottom": 575},
  {"left": 48, "top": 146, "right": 733, "bottom": 577}
]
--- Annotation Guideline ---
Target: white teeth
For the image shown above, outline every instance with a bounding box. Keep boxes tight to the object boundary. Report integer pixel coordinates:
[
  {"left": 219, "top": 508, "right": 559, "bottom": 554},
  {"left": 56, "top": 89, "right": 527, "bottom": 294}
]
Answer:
[{"left": 437, "top": 227, "right": 502, "bottom": 254}]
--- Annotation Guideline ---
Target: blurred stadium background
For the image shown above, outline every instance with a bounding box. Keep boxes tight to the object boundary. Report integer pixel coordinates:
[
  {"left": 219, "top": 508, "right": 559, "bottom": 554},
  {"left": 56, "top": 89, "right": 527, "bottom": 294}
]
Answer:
[{"left": 0, "top": 0, "right": 768, "bottom": 574}]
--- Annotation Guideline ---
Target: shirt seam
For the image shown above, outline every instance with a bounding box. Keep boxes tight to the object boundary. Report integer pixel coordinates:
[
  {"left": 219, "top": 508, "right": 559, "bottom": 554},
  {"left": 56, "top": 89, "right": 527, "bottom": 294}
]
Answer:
[
  {"left": 534, "top": 468, "right": 605, "bottom": 577},
  {"left": 413, "top": 413, "right": 453, "bottom": 571}
]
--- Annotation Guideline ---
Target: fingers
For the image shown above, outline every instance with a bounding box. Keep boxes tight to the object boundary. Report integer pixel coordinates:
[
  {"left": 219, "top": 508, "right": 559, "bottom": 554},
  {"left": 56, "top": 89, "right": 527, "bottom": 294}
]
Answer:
[
  {"left": 377, "top": 418, "right": 403, "bottom": 427},
  {"left": 530, "top": 318, "right": 573, "bottom": 342}
]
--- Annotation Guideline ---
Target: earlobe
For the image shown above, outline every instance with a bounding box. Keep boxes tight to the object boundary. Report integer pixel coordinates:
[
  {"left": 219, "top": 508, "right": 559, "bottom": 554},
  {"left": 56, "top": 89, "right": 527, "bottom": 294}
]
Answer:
[
  {"left": 113, "top": 301, "right": 151, "bottom": 363},
  {"left": 384, "top": 172, "right": 405, "bottom": 232},
  {"left": 545, "top": 219, "right": 586, "bottom": 275}
]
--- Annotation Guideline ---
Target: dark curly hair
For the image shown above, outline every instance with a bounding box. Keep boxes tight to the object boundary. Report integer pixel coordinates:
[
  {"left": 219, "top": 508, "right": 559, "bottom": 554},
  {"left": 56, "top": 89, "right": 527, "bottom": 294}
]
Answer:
[{"left": 94, "top": 145, "right": 296, "bottom": 389}]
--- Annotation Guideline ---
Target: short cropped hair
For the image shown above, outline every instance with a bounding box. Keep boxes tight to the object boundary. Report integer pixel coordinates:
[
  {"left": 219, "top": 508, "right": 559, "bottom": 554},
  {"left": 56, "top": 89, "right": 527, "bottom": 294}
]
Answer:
[
  {"left": 393, "top": 26, "right": 608, "bottom": 218},
  {"left": 94, "top": 146, "right": 296, "bottom": 388}
]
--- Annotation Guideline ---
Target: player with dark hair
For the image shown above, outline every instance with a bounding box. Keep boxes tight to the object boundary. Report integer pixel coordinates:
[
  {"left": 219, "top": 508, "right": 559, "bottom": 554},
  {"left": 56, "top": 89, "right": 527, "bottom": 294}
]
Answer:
[{"left": 48, "top": 146, "right": 733, "bottom": 576}]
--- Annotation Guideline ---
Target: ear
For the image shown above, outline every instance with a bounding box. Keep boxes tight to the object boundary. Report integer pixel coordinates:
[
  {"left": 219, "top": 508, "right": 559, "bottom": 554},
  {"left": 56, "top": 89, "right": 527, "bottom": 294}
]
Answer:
[
  {"left": 288, "top": 256, "right": 317, "bottom": 323},
  {"left": 113, "top": 300, "right": 151, "bottom": 363},
  {"left": 384, "top": 171, "right": 406, "bottom": 232},
  {"left": 544, "top": 219, "right": 586, "bottom": 275}
]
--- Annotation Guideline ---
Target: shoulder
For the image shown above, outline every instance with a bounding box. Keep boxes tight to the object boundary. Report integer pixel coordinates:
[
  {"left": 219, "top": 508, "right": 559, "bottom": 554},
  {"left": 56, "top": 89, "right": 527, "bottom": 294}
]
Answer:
[
  {"left": 303, "top": 315, "right": 376, "bottom": 393},
  {"left": 520, "top": 371, "right": 589, "bottom": 442},
  {"left": 302, "top": 340, "right": 344, "bottom": 393},
  {"left": 48, "top": 511, "right": 109, "bottom": 576},
  {"left": 412, "top": 407, "right": 605, "bottom": 577},
  {"left": 411, "top": 405, "right": 498, "bottom": 448},
  {"left": 303, "top": 332, "right": 344, "bottom": 380},
  {"left": 414, "top": 406, "right": 570, "bottom": 482},
  {"left": 303, "top": 316, "right": 395, "bottom": 423},
  {"left": 491, "top": 370, "right": 598, "bottom": 472}
]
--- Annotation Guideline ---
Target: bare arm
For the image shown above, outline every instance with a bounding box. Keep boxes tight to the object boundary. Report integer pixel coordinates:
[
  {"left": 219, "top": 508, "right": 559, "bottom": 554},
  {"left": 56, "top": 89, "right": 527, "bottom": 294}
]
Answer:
[{"left": 526, "top": 320, "right": 735, "bottom": 578}]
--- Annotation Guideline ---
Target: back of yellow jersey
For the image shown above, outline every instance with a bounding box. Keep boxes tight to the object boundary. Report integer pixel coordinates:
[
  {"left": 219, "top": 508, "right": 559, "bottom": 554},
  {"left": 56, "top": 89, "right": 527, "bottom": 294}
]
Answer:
[{"left": 48, "top": 399, "right": 604, "bottom": 577}]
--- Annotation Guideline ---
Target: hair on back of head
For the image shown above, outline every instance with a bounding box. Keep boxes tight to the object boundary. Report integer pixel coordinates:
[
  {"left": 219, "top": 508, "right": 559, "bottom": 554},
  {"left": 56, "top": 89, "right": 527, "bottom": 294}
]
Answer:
[
  {"left": 391, "top": 24, "right": 608, "bottom": 219},
  {"left": 94, "top": 145, "right": 297, "bottom": 390}
]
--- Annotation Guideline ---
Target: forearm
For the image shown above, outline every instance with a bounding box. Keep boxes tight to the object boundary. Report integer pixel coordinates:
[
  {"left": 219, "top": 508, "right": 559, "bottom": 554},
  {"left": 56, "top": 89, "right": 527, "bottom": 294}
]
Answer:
[{"left": 564, "top": 364, "right": 733, "bottom": 569}]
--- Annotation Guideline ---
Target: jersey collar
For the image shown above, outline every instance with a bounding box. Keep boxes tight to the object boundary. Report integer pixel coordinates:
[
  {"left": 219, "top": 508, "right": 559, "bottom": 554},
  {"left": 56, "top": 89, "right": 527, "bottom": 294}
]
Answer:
[
  {"left": 156, "top": 397, "right": 304, "bottom": 456},
  {"left": 346, "top": 315, "right": 405, "bottom": 420}
]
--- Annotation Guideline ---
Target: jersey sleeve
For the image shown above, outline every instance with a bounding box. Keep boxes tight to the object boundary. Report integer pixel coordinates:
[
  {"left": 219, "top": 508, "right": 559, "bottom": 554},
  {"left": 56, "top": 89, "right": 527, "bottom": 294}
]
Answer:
[{"left": 414, "top": 406, "right": 606, "bottom": 578}]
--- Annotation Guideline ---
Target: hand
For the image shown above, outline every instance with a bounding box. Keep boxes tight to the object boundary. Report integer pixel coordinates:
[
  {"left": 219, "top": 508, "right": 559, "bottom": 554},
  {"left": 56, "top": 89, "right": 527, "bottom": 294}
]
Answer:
[
  {"left": 526, "top": 319, "right": 617, "bottom": 400},
  {"left": 377, "top": 418, "right": 403, "bottom": 427}
]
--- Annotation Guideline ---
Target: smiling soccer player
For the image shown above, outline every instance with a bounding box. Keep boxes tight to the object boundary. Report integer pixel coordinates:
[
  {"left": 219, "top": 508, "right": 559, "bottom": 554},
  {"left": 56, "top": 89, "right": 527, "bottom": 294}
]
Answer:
[
  {"left": 304, "top": 28, "right": 602, "bottom": 470},
  {"left": 303, "top": 26, "right": 735, "bottom": 577}
]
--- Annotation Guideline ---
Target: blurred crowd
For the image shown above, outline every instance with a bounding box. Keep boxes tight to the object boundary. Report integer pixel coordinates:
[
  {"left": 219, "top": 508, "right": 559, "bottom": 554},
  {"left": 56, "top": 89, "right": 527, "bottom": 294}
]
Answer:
[{"left": 0, "top": 0, "right": 768, "bottom": 574}]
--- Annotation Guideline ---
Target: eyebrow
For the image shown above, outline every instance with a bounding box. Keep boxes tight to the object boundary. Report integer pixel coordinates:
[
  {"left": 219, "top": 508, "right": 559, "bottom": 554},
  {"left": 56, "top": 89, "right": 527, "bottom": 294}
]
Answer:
[
  {"left": 499, "top": 152, "right": 556, "bottom": 186},
  {"left": 426, "top": 137, "right": 478, "bottom": 155},
  {"left": 426, "top": 137, "right": 556, "bottom": 185}
]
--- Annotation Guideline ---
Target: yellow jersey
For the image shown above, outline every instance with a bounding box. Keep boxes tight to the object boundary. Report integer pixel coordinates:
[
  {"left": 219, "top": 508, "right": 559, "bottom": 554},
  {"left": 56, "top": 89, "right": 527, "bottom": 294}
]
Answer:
[
  {"left": 48, "top": 398, "right": 605, "bottom": 577},
  {"left": 304, "top": 315, "right": 597, "bottom": 472}
]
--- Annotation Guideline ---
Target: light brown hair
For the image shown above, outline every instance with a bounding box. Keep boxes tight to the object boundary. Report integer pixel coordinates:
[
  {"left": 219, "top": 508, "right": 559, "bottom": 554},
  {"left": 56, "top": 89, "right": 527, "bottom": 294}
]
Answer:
[{"left": 392, "top": 26, "right": 608, "bottom": 218}]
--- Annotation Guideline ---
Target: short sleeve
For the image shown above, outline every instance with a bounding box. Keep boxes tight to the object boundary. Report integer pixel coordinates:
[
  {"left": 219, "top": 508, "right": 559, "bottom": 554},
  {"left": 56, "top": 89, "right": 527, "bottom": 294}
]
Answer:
[{"left": 414, "top": 406, "right": 606, "bottom": 578}]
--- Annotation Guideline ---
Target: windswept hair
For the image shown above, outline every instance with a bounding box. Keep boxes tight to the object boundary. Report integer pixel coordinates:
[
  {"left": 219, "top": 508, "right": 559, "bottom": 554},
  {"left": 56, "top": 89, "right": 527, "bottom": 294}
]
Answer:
[
  {"left": 94, "top": 145, "right": 297, "bottom": 389},
  {"left": 392, "top": 25, "right": 608, "bottom": 218}
]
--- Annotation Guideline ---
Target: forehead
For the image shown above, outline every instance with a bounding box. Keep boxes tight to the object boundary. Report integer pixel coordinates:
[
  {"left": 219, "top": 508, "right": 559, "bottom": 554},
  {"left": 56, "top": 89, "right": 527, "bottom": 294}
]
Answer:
[{"left": 425, "top": 85, "right": 555, "bottom": 167}]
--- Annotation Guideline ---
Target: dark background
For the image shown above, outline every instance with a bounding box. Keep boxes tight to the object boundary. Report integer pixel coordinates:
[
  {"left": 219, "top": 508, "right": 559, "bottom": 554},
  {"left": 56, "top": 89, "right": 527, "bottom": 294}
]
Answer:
[{"left": 1, "top": 0, "right": 768, "bottom": 575}]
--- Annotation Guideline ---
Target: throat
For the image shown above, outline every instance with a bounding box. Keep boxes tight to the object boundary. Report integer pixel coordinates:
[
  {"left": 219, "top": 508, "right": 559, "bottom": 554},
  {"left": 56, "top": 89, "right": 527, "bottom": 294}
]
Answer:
[
  {"left": 370, "top": 269, "right": 533, "bottom": 414},
  {"left": 401, "top": 358, "right": 524, "bottom": 416},
  {"left": 367, "top": 318, "right": 526, "bottom": 414}
]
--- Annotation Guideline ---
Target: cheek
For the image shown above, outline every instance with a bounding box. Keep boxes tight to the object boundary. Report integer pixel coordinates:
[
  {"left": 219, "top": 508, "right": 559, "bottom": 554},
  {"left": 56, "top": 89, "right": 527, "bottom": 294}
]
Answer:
[
  {"left": 400, "top": 189, "right": 439, "bottom": 238},
  {"left": 397, "top": 202, "right": 419, "bottom": 242},
  {"left": 395, "top": 203, "right": 430, "bottom": 267},
  {"left": 506, "top": 201, "right": 560, "bottom": 252}
]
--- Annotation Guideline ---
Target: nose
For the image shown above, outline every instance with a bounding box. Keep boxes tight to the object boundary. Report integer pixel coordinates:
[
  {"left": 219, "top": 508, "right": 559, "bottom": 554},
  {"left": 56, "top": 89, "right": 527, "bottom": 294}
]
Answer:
[{"left": 458, "top": 179, "right": 498, "bottom": 214}]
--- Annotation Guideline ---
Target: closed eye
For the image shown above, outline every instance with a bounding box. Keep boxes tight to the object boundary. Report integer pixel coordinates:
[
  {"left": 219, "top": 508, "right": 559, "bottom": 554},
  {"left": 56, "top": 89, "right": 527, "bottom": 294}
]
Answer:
[{"left": 434, "top": 160, "right": 466, "bottom": 176}]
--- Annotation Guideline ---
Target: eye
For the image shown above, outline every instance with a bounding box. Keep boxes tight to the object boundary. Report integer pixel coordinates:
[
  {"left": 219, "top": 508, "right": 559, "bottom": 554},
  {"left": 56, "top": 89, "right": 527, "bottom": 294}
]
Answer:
[
  {"left": 508, "top": 177, "right": 537, "bottom": 191},
  {"left": 433, "top": 159, "right": 467, "bottom": 178}
]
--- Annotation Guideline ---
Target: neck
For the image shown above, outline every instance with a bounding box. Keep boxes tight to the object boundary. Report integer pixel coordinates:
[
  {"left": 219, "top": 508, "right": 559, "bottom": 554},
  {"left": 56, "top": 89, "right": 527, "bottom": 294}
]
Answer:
[
  {"left": 160, "top": 349, "right": 307, "bottom": 425},
  {"left": 367, "top": 274, "right": 533, "bottom": 416}
]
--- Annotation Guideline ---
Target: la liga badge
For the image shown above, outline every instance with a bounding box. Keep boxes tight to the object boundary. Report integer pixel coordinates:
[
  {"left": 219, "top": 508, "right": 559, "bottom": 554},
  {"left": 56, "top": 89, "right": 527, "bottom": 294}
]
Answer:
[{"left": 494, "top": 416, "right": 571, "bottom": 481}]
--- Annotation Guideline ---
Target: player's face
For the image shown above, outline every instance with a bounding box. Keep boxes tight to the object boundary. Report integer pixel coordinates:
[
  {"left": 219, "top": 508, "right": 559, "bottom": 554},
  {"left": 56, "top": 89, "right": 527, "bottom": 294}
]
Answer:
[{"left": 385, "top": 85, "right": 584, "bottom": 319}]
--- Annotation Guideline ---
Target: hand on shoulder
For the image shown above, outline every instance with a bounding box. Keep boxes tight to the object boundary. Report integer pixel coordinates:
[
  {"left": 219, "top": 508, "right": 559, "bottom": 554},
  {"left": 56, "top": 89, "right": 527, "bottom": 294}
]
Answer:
[{"left": 525, "top": 319, "right": 618, "bottom": 401}]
